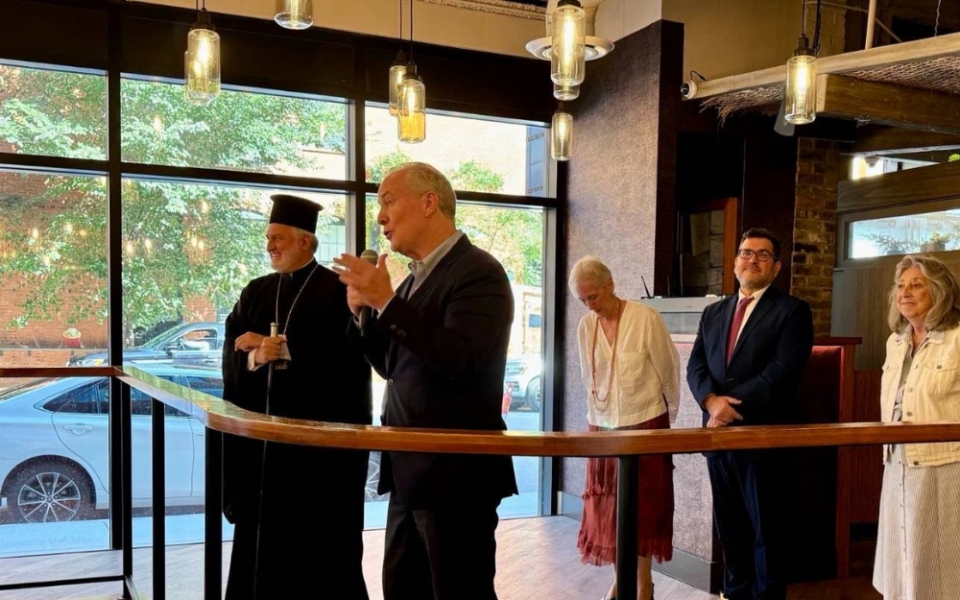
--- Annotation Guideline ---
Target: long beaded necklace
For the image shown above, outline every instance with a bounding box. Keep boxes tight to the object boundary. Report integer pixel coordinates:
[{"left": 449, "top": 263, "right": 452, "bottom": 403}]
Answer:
[{"left": 589, "top": 299, "right": 624, "bottom": 411}]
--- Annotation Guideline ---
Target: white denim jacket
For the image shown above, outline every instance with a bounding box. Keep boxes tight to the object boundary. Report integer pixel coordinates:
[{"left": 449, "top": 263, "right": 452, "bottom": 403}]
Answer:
[{"left": 881, "top": 326, "right": 960, "bottom": 467}]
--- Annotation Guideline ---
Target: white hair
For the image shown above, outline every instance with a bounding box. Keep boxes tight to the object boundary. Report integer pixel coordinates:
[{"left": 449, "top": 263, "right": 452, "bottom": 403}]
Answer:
[
  {"left": 568, "top": 256, "right": 613, "bottom": 293},
  {"left": 294, "top": 227, "right": 319, "bottom": 253},
  {"left": 386, "top": 161, "right": 457, "bottom": 219}
]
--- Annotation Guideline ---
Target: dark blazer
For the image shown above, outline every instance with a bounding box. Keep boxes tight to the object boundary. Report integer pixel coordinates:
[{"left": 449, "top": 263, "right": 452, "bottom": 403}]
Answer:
[
  {"left": 687, "top": 285, "right": 814, "bottom": 428},
  {"left": 350, "top": 235, "right": 518, "bottom": 510}
]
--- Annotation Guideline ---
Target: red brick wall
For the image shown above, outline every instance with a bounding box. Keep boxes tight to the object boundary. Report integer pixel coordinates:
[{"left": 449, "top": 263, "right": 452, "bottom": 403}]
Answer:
[{"left": 791, "top": 138, "right": 840, "bottom": 337}]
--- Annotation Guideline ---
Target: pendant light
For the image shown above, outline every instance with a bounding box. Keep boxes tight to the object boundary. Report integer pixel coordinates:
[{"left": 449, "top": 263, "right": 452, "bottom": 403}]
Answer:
[
  {"left": 397, "top": 0, "right": 426, "bottom": 143},
  {"left": 388, "top": 0, "right": 406, "bottom": 116},
  {"left": 184, "top": 0, "right": 221, "bottom": 106},
  {"left": 551, "top": 104, "right": 572, "bottom": 161},
  {"left": 398, "top": 63, "right": 426, "bottom": 143},
  {"left": 554, "top": 80, "right": 580, "bottom": 101},
  {"left": 784, "top": 34, "right": 817, "bottom": 124},
  {"left": 551, "top": 0, "right": 586, "bottom": 87},
  {"left": 274, "top": 0, "right": 313, "bottom": 30},
  {"left": 784, "top": 0, "right": 820, "bottom": 125}
]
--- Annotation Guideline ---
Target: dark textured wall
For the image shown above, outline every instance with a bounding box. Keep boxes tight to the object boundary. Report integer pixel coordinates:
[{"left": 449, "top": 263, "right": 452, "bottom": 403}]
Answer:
[{"left": 562, "top": 20, "right": 674, "bottom": 497}]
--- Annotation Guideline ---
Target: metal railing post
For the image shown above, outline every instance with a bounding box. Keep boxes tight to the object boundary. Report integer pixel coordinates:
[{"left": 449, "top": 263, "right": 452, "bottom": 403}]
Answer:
[
  {"left": 121, "top": 381, "right": 134, "bottom": 598},
  {"left": 205, "top": 428, "right": 224, "bottom": 600},
  {"left": 616, "top": 455, "right": 639, "bottom": 600},
  {"left": 152, "top": 399, "right": 166, "bottom": 600}
]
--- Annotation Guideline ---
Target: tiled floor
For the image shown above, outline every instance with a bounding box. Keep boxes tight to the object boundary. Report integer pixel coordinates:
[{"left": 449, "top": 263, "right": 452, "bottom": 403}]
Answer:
[{"left": 0, "top": 516, "right": 883, "bottom": 600}]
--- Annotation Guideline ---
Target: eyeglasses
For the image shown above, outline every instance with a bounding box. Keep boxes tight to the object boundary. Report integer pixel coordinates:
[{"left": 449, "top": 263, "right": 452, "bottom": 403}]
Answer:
[{"left": 737, "top": 249, "right": 778, "bottom": 262}]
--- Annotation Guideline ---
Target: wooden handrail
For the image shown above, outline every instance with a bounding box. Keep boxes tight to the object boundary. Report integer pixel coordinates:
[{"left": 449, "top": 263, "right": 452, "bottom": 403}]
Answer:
[{"left": 5, "top": 366, "right": 960, "bottom": 457}]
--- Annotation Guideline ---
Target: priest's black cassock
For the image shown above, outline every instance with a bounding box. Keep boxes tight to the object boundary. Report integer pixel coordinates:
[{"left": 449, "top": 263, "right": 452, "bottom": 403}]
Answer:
[{"left": 222, "top": 202, "right": 371, "bottom": 599}]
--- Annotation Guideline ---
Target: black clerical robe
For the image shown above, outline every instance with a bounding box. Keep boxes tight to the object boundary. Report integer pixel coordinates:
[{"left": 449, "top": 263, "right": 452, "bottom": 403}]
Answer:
[{"left": 222, "top": 260, "right": 372, "bottom": 600}]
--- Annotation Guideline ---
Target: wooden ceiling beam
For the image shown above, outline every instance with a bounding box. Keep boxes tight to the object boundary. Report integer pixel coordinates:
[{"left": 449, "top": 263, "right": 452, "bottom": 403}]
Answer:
[
  {"left": 685, "top": 31, "right": 960, "bottom": 101},
  {"left": 838, "top": 159, "right": 960, "bottom": 212},
  {"left": 845, "top": 125, "right": 960, "bottom": 156},
  {"left": 816, "top": 75, "right": 960, "bottom": 136}
]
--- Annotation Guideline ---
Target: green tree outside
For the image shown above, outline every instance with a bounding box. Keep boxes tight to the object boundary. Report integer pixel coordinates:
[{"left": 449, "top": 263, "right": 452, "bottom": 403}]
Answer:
[{"left": 0, "top": 65, "right": 542, "bottom": 345}]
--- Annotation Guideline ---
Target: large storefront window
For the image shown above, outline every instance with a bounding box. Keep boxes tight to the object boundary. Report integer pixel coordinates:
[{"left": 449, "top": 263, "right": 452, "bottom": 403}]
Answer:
[
  {"left": 0, "top": 170, "right": 108, "bottom": 376},
  {"left": 0, "top": 54, "right": 556, "bottom": 585},
  {"left": 0, "top": 63, "right": 107, "bottom": 160},
  {"left": 122, "top": 79, "right": 349, "bottom": 180},
  {"left": 365, "top": 104, "right": 553, "bottom": 198}
]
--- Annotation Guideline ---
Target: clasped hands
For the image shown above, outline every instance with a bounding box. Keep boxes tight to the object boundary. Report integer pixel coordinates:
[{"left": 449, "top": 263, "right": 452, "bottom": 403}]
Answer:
[
  {"left": 332, "top": 253, "right": 395, "bottom": 317},
  {"left": 704, "top": 394, "right": 744, "bottom": 428},
  {"left": 234, "top": 332, "right": 286, "bottom": 365}
]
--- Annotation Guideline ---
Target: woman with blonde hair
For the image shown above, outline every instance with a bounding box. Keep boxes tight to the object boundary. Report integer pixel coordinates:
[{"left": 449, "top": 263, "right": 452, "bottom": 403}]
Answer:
[
  {"left": 874, "top": 254, "right": 960, "bottom": 600},
  {"left": 569, "top": 256, "right": 679, "bottom": 600}
]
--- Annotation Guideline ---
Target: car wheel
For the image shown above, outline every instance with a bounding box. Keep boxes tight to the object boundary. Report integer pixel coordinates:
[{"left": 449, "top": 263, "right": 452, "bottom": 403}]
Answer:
[
  {"left": 9, "top": 461, "right": 94, "bottom": 523},
  {"left": 526, "top": 378, "right": 541, "bottom": 412}
]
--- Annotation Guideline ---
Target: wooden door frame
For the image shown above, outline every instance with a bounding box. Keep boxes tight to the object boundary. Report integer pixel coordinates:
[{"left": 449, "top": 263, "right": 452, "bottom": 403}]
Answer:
[{"left": 687, "top": 197, "right": 740, "bottom": 295}]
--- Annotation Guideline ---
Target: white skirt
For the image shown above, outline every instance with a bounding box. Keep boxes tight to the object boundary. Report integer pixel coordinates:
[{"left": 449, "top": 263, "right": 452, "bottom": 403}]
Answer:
[{"left": 873, "top": 445, "right": 960, "bottom": 600}]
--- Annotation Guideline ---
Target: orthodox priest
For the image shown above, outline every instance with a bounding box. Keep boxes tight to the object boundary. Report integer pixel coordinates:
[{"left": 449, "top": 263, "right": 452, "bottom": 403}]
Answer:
[{"left": 222, "top": 194, "right": 372, "bottom": 600}]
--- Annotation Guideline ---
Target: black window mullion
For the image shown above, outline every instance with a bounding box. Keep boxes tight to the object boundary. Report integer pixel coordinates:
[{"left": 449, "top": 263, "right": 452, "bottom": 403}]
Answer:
[
  {"left": 118, "top": 162, "right": 356, "bottom": 195},
  {"left": 0, "top": 154, "right": 108, "bottom": 174},
  {"left": 106, "top": 0, "right": 125, "bottom": 556}
]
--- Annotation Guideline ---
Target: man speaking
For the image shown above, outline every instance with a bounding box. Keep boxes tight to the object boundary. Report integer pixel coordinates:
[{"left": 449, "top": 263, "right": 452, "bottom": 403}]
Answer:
[{"left": 334, "top": 162, "right": 517, "bottom": 600}]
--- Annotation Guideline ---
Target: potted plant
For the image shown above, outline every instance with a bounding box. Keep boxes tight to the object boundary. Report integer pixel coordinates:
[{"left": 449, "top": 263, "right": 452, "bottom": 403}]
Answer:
[
  {"left": 921, "top": 231, "right": 953, "bottom": 253},
  {"left": 865, "top": 233, "right": 916, "bottom": 256}
]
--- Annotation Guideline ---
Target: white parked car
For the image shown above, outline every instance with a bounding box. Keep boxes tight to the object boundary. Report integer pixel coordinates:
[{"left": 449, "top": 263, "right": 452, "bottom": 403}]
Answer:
[{"left": 0, "top": 364, "right": 223, "bottom": 523}]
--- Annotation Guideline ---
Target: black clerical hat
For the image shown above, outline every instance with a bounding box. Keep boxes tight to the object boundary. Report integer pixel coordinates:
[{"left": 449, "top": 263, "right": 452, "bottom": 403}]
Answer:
[{"left": 269, "top": 194, "right": 322, "bottom": 233}]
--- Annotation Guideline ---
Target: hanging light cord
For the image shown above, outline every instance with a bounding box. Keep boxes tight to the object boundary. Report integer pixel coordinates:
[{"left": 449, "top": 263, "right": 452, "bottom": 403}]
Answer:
[
  {"left": 399, "top": 0, "right": 403, "bottom": 41},
  {"left": 935, "top": 0, "right": 942, "bottom": 36},
  {"left": 800, "top": 0, "right": 806, "bottom": 36},
  {"left": 409, "top": 0, "right": 415, "bottom": 60},
  {"left": 812, "top": 0, "right": 823, "bottom": 54}
]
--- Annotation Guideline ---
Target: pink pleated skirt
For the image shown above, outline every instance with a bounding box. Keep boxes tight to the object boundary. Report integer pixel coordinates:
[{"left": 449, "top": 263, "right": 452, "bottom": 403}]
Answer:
[{"left": 577, "top": 412, "right": 675, "bottom": 566}]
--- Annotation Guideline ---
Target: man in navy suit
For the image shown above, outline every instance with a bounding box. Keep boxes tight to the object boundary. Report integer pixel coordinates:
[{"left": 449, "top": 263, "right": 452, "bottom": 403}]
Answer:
[
  {"left": 334, "top": 162, "right": 517, "bottom": 600},
  {"left": 687, "top": 228, "right": 813, "bottom": 600}
]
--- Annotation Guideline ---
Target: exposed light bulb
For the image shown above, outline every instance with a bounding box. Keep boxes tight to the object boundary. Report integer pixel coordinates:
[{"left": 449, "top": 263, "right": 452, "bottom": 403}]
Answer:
[
  {"left": 274, "top": 0, "right": 313, "bottom": 30},
  {"left": 389, "top": 51, "right": 408, "bottom": 116},
  {"left": 554, "top": 80, "right": 580, "bottom": 101},
  {"left": 784, "top": 35, "right": 818, "bottom": 125},
  {"left": 184, "top": 12, "right": 221, "bottom": 106},
  {"left": 398, "top": 63, "right": 426, "bottom": 143},
  {"left": 551, "top": 0, "right": 586, "bottom": 87},
  {"left": 551, "top": 108, "right": 572, "bottom": 161}
]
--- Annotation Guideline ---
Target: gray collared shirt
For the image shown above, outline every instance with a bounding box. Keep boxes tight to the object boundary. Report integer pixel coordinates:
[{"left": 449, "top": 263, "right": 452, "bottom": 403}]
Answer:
[
  {"left": 376, "top": 230, "right": 464, "bottom": 317},
  {"left": 407, "top": 230, "right": 464, "bottom": 297}
]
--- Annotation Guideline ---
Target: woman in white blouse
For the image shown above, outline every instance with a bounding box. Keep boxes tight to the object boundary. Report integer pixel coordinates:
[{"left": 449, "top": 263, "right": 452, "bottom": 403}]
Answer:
[{"left": 570, "top": 256, "right": 679, "bottom": 600}]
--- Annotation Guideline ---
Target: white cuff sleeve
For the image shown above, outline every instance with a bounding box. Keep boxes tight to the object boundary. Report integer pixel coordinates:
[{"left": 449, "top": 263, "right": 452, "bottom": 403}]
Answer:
[{"left": 247, "top": 351, "right": 265, "bottom": 372}]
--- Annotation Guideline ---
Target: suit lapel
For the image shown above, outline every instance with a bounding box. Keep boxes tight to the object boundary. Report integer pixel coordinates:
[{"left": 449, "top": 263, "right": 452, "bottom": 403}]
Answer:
[
  {"left": 386, "top": 275, "right": 415, "bottom": 374},
  {"left": 407, "top": 236, "right": 472, "bottom": 309},
  {"left": 728, "top": 286, "right": 779, "bottom": 368}
]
